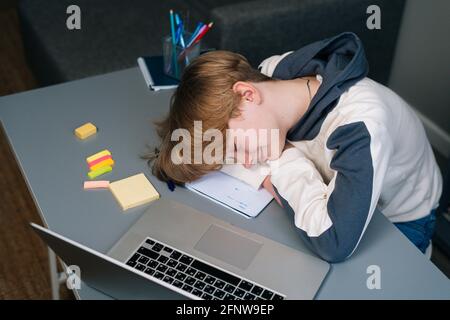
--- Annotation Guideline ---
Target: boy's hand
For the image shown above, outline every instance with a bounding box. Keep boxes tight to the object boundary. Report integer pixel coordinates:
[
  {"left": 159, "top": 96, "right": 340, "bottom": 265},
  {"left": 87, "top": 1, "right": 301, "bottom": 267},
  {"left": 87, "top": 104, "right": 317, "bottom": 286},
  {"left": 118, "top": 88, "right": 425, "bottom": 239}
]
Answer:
[
  {"left": 261, "top": 141, "right": 296, "bottom": 207},
  {"left": 262, "top": 175, "right": 283, "bottom": 207}
]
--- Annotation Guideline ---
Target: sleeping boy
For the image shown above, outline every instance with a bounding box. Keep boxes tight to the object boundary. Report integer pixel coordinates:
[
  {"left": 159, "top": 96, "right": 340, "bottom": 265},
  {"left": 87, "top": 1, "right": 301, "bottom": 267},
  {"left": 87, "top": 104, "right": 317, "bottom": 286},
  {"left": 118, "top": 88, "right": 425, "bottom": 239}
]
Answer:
[{"left": 147, "top": 32, "right": 442, "bottom": 262}]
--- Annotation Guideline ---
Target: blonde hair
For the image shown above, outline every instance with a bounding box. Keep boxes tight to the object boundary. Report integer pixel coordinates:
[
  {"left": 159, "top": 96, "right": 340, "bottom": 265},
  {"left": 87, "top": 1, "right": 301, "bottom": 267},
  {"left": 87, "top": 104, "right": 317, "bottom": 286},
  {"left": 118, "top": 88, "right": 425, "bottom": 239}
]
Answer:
[{"left": 145, "top": 50, "right": 274, "bottom": 184}]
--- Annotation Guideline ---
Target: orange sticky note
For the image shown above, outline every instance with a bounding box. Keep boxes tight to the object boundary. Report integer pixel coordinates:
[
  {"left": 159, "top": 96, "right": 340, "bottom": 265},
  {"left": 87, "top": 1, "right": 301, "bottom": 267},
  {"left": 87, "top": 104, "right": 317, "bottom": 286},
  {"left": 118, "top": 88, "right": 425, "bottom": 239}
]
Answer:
[
  {"left": 89, "top": 158, "right": 115, "bottom": 171},
  {"left": 87, "top": 154, "right": 112, "bottom": 167}
]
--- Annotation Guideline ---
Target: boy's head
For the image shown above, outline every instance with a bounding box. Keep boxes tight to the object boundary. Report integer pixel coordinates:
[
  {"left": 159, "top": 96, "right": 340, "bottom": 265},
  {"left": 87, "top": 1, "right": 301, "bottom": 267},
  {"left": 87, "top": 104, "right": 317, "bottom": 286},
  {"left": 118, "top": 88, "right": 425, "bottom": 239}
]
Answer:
[{"left": 149, "top": 50, "right": 283, "bottom": 184}]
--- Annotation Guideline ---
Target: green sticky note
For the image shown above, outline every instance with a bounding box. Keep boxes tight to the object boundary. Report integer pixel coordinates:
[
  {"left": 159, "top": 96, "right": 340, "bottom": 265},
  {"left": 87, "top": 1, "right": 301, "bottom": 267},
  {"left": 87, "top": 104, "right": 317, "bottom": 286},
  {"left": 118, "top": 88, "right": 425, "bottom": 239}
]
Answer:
[{"left": 88, "top": 165, "right": 112, "bottom": 179}]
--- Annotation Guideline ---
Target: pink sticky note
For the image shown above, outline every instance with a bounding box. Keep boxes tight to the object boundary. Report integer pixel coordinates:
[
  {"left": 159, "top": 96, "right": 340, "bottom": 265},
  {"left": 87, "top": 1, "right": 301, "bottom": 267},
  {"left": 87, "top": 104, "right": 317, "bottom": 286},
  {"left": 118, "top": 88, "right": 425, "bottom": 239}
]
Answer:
[
  {"left": 87, "top": 154, "right": 112, "bottom": 168},
  {"left": 83, "top": 180, "right": 110, "bottom": 189}
]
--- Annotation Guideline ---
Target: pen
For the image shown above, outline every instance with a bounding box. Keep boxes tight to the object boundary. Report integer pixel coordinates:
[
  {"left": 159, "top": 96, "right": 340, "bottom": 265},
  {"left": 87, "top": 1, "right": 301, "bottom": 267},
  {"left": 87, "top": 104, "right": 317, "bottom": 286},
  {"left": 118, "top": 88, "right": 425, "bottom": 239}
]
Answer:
[
  {"left": 187, "top": 22, "right": 204, "bottom": 46},
  {"left": 167, "top": 179, "right": 176, "bottom": 192},
  {"left": 169, "top": 9, "right": 179, "bottom": 78},
  {"left": 179, "top": 22, "right": 185, "bottom": 48},
  {"left": 178, "top": 22, "right": 207, "bottom": 60},
  {"left": 175, "top": 13, "right": 182, "bottom": 45},
  {"left": 178, "top": 22, "right": 190, "bottom": 64},
  {"left": 174, "top": 13, "right": 189, "bottom": 64},
  {"left": 191, "top": 22, "right": 213, "bottom": 46},
  {"left": 175, "top": 23, "right": 182, "bottom": 45},
  {"left": 186, "top": 23, "right": 207, "bottom": 48},
  {"left": 177, "top": 22, "right": 213, "bottom": 62}
]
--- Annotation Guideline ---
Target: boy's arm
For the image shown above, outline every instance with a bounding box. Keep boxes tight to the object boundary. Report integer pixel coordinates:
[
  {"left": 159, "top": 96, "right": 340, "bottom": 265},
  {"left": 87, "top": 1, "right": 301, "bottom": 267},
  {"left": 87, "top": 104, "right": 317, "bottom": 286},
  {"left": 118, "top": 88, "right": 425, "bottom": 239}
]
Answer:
[
  {"left": 268, "top": 120, "right": 393, "bottom": 263},
  {"left": 220, "top": 163, "right": 269, "bottom": 190}
]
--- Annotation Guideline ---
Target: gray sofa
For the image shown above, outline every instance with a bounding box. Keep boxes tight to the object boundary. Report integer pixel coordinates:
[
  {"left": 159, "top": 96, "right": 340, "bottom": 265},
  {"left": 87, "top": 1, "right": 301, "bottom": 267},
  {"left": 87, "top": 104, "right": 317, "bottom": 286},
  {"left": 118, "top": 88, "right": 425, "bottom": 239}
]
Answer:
[{"left": 18, "top": 0, "right": 405, "bottom": 87}]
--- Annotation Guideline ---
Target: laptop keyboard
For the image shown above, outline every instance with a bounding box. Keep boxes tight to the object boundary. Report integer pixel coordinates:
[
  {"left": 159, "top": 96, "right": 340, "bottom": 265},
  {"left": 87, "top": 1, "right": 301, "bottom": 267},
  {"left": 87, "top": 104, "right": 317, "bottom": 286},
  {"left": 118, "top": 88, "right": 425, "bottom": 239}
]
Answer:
[{"left": 125, "top": 237, "right": 285, "bottom": 300}]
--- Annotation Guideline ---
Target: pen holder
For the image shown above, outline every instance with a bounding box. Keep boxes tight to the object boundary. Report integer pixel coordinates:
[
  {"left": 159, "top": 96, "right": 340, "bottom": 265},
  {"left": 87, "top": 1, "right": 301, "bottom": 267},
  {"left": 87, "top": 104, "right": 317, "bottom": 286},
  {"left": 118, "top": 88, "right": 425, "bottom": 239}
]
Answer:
[{"left": 163, "top": 31, "right": 202, "bottom": 80}]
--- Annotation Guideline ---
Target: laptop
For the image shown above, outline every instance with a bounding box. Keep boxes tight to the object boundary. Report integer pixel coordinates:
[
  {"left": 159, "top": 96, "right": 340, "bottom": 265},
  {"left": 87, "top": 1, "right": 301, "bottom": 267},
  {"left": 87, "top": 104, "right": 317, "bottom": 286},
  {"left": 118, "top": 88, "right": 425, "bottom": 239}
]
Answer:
[{"left": 31, "top": 198, "right": 330, "bottom": 300}]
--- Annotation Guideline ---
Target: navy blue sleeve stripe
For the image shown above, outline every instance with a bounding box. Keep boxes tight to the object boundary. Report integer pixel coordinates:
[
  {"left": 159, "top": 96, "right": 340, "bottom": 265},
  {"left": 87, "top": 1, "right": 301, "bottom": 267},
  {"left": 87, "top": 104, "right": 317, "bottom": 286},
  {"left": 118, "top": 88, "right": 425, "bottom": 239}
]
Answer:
[{"left": 274, "top": 121, "right": 374, "bottom": 263}]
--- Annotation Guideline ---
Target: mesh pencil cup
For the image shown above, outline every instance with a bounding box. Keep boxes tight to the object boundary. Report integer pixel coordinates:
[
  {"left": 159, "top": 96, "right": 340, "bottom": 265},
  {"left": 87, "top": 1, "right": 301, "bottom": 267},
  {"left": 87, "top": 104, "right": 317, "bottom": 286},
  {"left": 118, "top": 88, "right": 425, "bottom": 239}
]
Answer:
[{"left": 163, "top": 31, "right": 202, "bottom": 80}]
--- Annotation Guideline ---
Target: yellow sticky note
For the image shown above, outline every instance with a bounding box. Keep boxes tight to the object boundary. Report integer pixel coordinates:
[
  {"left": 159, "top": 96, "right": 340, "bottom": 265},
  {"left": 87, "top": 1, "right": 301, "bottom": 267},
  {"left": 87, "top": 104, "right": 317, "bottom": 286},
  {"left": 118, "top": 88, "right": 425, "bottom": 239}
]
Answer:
[
  {"left": 75, "top": 122, "right": 97, "bottom": 140},
  {"left": 109, "top": 173, "right": 160, "bottom": 211},
  {"left": 89, "top": 158, "right": 115, "bottom": 171},
  {"left": 86, "top": 149, "right": 111, "bottom": 163}
]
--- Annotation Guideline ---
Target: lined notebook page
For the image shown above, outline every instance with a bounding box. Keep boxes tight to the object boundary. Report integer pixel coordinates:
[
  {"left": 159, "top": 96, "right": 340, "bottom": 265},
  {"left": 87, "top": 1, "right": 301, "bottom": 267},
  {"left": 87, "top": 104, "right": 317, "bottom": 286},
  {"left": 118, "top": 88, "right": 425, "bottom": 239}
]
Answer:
[{"left": 185, "top": 171, "right": 273, "bottom": 218}]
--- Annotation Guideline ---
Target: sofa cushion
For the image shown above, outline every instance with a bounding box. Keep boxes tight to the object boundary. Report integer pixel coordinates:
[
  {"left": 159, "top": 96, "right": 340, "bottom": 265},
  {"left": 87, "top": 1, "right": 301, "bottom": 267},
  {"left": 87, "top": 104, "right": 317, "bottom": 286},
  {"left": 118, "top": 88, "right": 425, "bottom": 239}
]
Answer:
[
  {"left": 18, "top": 0, "right": 404, "bottom": 87},
  {"left": 18, "top": 0, "right": 209, "bottom": 85},
  {"left": 207, "top": 0, "right": 405, "bottom": 85},
  {"left": 185, "top": 0, "right": 245, "bottom": 21}
]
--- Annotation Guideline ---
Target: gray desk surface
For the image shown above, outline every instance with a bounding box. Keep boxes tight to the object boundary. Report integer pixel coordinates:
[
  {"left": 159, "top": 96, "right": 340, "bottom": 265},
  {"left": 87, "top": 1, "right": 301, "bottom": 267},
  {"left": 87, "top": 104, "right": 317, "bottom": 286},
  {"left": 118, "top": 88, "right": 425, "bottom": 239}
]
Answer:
[{"left": 1, "top": 67, "right": 449, "bottom": 299}]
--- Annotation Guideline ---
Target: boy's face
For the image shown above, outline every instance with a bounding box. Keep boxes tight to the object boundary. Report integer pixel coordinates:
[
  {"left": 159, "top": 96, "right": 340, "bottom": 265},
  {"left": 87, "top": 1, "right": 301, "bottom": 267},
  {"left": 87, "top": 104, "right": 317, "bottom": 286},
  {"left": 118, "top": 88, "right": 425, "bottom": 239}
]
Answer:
[{"left": 227, "top": 89, "right": 286, "bottom": 168}]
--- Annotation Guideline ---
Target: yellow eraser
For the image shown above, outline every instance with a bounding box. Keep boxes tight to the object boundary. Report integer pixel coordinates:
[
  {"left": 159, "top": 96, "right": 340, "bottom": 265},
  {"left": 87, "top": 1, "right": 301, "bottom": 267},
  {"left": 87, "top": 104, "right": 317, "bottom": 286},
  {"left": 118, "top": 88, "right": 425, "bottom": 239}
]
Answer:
[
  {"left": 86, "top": 149, "right": 111, "bottom": 163},
  {"left": 89, "top": 158, "right": 115, "bottom": 171},
  {"left": 109, "top": 173, "right": 160, "bottom": 211},
  {"left": 75, "top": 122, "right": 97, "bottom": 140},
  {"left": 88, "top": 165, "right": 112, "bottom": 179}
]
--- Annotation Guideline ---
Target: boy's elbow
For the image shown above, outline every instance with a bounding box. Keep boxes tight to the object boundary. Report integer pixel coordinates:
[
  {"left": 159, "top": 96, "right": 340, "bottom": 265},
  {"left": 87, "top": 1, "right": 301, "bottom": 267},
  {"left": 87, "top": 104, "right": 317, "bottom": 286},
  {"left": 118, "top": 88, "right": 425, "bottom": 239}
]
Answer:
[
  {"left": 319, "top": 249, "right": 352, "bottom": 263},
  {"left": 311, "top": 240, "right": 357, "bottom": 263},
  {"left": 293, "top": 221, "right": 362, "bottom": 263}
]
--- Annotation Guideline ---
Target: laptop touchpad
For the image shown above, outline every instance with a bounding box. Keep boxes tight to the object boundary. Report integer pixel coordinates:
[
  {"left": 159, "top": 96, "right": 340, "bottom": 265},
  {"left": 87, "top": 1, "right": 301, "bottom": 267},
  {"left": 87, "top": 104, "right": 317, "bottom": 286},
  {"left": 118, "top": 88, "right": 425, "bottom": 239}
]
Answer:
[{"left": 194, "top": 224, "right": 263, "bottom": 270}]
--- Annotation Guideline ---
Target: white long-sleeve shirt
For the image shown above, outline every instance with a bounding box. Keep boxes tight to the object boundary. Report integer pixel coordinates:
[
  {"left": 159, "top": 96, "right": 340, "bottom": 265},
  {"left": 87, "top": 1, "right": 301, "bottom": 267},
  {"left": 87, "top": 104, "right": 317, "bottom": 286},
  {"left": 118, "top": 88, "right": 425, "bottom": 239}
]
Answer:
[{"left": 222, "top": 47, "right": 442, "bottom": 262}]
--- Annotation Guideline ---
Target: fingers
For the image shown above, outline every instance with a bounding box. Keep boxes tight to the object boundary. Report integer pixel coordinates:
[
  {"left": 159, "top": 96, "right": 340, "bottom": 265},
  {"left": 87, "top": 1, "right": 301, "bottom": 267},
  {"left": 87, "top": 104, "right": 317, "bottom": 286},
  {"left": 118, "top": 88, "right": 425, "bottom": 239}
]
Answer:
[
  {"left": 262, "top": 176, "right": 283, "bottom": 208},
  {"left": 274, "top": 193, "right": 283, "bottom": 207}
]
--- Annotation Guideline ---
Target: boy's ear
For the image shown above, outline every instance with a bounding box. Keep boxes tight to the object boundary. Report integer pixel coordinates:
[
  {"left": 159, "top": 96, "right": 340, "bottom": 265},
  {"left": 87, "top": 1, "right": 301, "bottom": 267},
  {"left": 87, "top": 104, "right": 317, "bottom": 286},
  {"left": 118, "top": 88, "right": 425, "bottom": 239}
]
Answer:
[{"left": 232, "top": 81, "right": 261, "bottom": 104}]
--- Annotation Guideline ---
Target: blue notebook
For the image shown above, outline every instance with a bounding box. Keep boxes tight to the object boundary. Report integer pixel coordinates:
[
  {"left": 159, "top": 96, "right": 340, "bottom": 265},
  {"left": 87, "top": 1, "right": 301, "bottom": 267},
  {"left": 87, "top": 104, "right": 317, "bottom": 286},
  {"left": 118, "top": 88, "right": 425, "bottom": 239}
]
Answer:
[{"left": 137, "top": 56, "right": 179, "bottom": 91}]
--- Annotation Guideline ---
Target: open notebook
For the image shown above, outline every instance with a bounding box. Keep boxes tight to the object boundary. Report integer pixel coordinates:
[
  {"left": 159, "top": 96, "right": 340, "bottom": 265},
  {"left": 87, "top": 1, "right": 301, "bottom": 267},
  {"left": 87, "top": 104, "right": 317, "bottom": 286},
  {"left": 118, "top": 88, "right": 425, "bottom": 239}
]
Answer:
[
  {"left": 185, "top": 171, "right": 273, "bottom": 219},
  {"left": 137, "top": 56, "right": 179, "bottom": 91}
]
